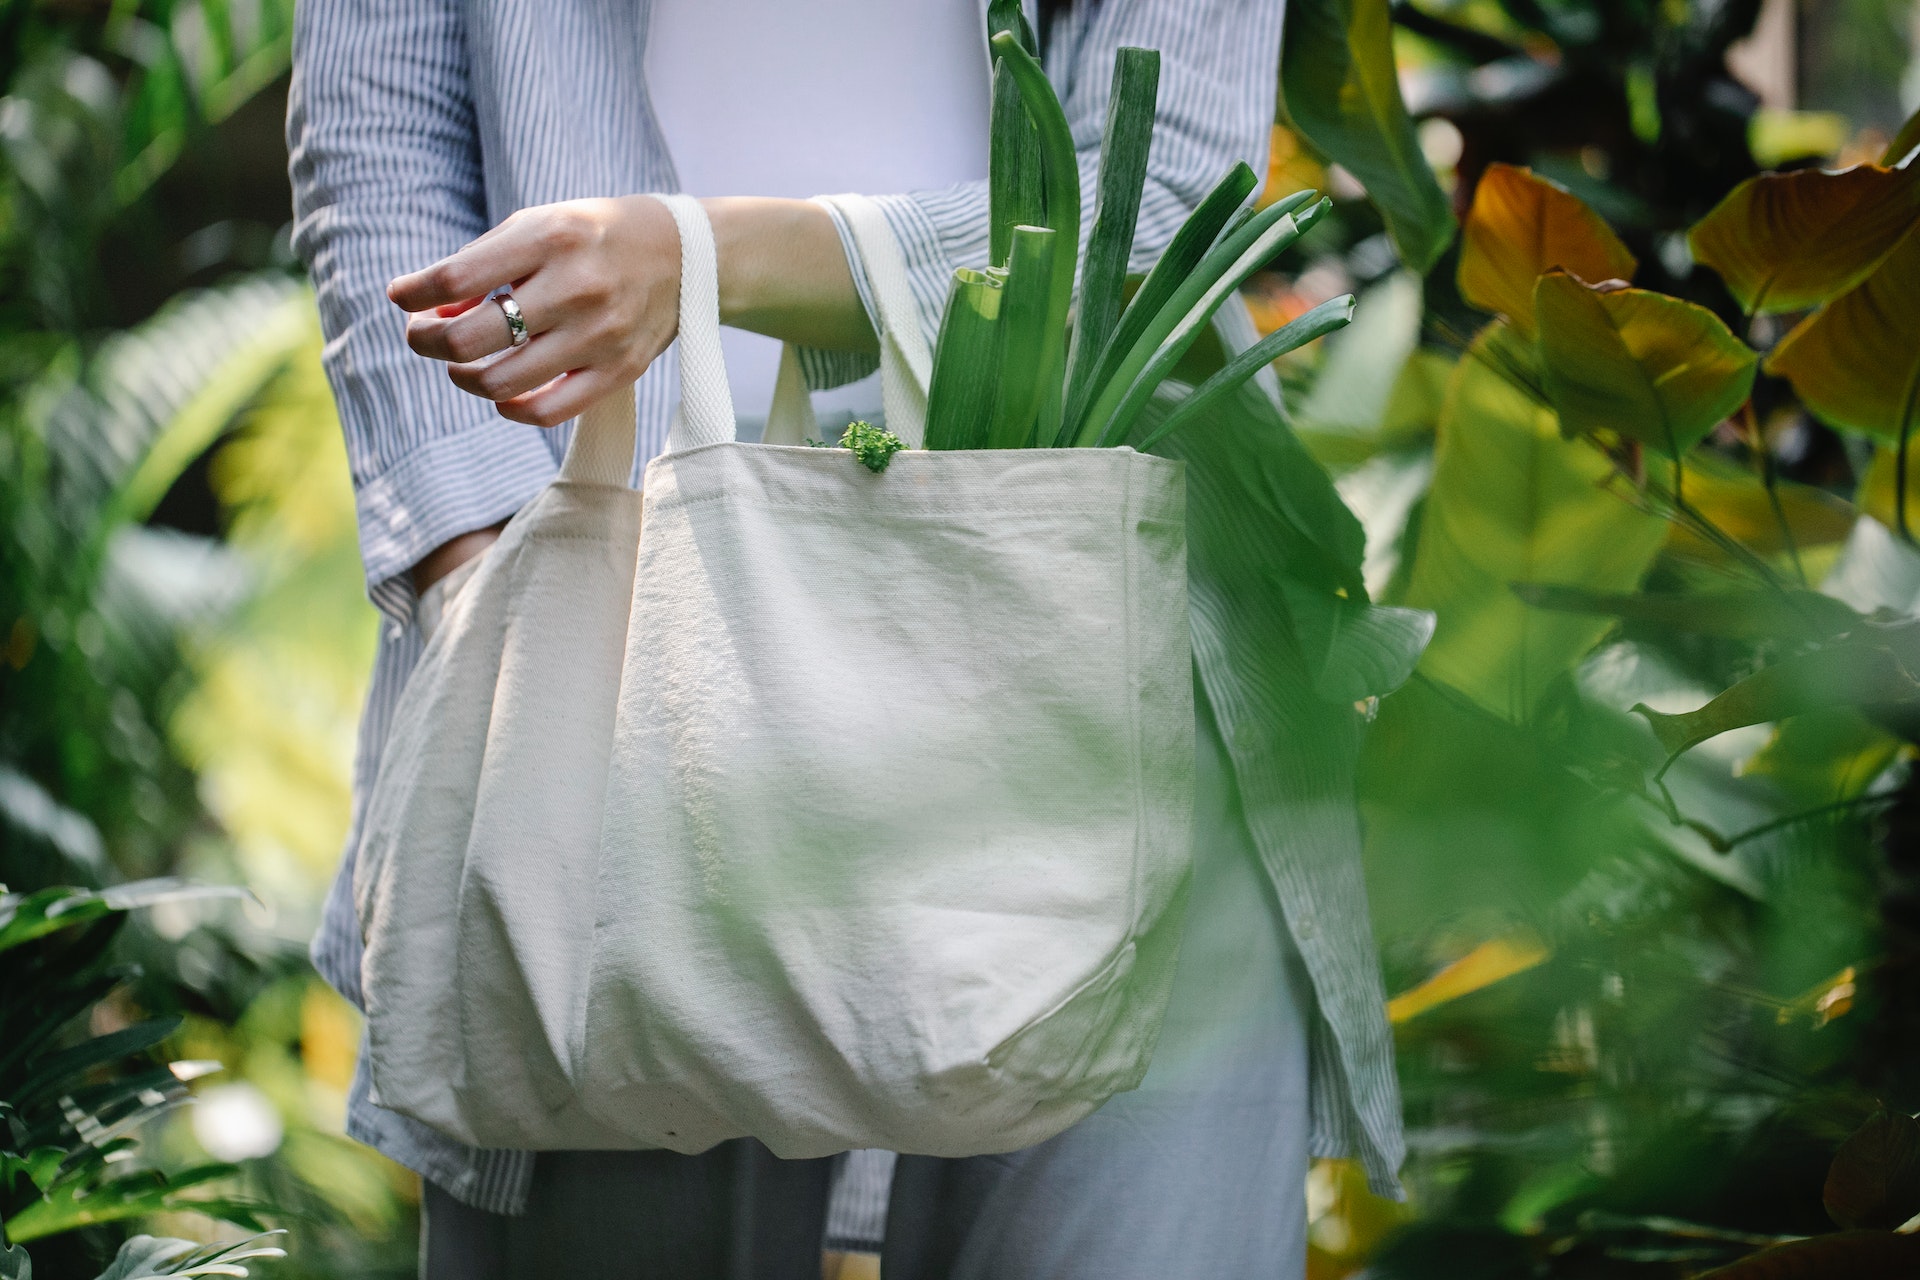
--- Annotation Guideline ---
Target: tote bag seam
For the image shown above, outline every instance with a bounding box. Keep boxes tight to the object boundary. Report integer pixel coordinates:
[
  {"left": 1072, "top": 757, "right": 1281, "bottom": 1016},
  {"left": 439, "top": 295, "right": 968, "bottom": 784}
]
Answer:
[
  {"left": 983, "top": 938, "right": 1139, "bottom": 1083},
  {"left": 642, "top": 490, "right": 1168, "bottom": 521},
  {"left": 1123, "top": 459, "right": 1148, "bottom": 943}
]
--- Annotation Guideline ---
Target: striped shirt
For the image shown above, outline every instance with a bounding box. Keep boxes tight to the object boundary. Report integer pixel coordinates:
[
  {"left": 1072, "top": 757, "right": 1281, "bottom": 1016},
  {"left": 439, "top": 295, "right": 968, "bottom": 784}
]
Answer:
[{"left": 288, "top": 0, "right": 1404, "bottom": 1215}]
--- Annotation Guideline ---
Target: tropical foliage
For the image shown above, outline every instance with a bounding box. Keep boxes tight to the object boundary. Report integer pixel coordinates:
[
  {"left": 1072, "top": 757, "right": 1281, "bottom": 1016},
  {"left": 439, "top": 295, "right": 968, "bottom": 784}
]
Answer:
[
  {"left": 5, "top": 0, "right": 1920, "bottom": 1276},
  {"left": 2, "top": 3, "right": 407, "bottom": 1276},
  {"left": 1261, "top": 0, "right": 1920, "bottom": 1274}
]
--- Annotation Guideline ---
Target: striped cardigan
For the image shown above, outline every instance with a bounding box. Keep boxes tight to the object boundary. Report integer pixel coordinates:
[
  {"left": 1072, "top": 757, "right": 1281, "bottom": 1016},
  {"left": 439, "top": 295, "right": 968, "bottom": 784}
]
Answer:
[{"left": 287, "top": 0, "right": 1404, "bottom": 1214}]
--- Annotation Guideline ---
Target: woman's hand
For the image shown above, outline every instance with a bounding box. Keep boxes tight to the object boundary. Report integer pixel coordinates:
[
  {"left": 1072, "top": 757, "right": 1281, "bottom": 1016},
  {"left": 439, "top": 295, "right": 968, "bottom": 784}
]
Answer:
[
  {"left": 389, "top": 196, "right": 682, "bottom": 428},
  {"left": 388, "top": 195, "right": 874, "bottom": 429}
]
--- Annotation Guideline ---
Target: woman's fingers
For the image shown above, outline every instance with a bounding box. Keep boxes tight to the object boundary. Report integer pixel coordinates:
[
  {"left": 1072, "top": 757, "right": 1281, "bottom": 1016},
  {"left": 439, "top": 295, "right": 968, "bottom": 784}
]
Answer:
[
  {"left": 407, "top": 272, "right": 569, "bottom": 364},
  {"left": 495, "top": 365, "right": 623, "bottom": 429},
  {"left": 390, "top": 196, "right": 681, "bottom": 426},
  {"left": 387, "top": 208, "right": 565, "bottom": 312},
  {"left": 445, "top": 323, "right": 591, "bottom": 404}
]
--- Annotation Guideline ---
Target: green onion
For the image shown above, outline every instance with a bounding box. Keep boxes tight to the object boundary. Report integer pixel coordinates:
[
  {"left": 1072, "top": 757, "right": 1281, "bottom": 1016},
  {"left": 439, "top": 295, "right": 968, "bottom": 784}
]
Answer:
[
  {"left": 1134, "top": 295, "right": 1357, "bottom": 450},
  {"left": 988, "top": 225, "right": 1058, "bottom": 449},
  {"left": 1075, "top": 192, "right": 1328, "bottom": 449},
  {"left": 1061, "top": 47, "right": 1161, "bottom": 446},
  {"left": 924, "top": 268, "right": 1005, "bottom": 451},
  {"left": 1077, "top": 194, "right": 1330, "bottom": 448},
  {"left": 989, "top": 60, "right": 1046, "bottom": 268},
  {"left": 1062, "top": 165, "right": 1277, "bottom": 441},
  {"left": 987, "top": 0, "right": 1038, "bottom": 54},
  {"left": 988, "top": 32, "right": 1079, "bottom": 448}
]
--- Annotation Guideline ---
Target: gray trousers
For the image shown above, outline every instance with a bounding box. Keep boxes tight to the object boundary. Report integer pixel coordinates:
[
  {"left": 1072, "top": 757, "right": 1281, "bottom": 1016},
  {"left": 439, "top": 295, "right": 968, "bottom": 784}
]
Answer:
[{"left": 422, "top": 703, "right": 1311, "bottom": 1279}]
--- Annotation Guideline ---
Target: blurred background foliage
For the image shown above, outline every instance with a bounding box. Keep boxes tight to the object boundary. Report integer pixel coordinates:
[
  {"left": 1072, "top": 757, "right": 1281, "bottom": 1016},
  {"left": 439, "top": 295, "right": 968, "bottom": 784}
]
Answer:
[
  {"left": 3, "top": 0, "right": 1920, "bottom": 1276},
  {"left": 1260, "top": 0, "right": 1920, "bottom": 1275},
  {"left": 1, "top": 1, "right": 405, "bottom": 1276}
]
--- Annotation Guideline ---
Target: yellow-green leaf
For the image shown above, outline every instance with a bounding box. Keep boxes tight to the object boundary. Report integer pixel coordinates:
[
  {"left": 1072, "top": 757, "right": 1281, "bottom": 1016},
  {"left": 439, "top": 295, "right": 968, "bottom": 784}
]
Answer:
[
  {"left": 1859, "top": 444, "right": 1920, "bottom": 532},
  {"left": 1886, "top": 105, "right": 1920, "bottom": 166},
  {"left": 1534, "top": 271, "right": 1757, "bottom": 455},
  {"left": 1662, "top": 455, "right": 1857, "bottom": 565},
  {"left": 1280, "top": 0, "right": 1456, "bottom": 273},
  {"left": 1386, "top": 934, "right": 1551, "bottom": 1024},
  {"left": 1689, "top": 165, "right": 1920, "bottom": 314},
  {"left": 1766, "top": 223, "right": 1920, "bottom": 441},
  {"left": 1458, "top": 163, "right": 1638, "bottom": 338},
  {"left": 1404, "top": 323, "right": 1668, "bottom": 723}
]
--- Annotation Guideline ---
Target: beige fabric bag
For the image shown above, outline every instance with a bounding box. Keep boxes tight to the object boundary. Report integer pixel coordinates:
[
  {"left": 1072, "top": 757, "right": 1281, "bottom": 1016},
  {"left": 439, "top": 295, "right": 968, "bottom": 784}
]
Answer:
[{"left": 354, "top": 194, "right": 1194, "bottom": 1157}]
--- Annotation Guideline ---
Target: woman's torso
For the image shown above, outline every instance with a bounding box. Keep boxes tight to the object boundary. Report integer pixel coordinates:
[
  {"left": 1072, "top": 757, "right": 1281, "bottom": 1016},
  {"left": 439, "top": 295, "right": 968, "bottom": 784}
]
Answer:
[{"left": 645, "top": 0, "right": 992, "bottom": 415}]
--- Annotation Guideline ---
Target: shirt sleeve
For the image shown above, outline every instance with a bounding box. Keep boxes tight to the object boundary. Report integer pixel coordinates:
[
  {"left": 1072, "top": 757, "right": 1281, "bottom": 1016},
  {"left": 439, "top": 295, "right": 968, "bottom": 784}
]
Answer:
[
  {"left": 288, "top": 0, "right": 560, "bottom": 622},
  {"left": 821, "top": 0, "right": 1284, "bottom": 358}
]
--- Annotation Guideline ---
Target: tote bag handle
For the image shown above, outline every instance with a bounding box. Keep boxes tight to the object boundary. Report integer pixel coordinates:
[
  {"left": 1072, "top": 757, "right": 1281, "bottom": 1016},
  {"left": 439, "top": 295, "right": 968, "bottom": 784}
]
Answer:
[
  {"left": 561, "top": 191, "right": 933, "bottom": 482},
  {"left": 763, "top": 194, "right": 932, "bottom": 449},
  {"left": 559, "top": 193, "right": 736, "bottom": 485}
]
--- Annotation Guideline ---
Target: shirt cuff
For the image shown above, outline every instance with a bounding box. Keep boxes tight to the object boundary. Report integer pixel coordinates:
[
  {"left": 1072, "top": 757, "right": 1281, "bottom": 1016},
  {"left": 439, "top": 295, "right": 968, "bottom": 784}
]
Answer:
[{"left": 352, "top": 415, "right": 558, "bottom": 623}]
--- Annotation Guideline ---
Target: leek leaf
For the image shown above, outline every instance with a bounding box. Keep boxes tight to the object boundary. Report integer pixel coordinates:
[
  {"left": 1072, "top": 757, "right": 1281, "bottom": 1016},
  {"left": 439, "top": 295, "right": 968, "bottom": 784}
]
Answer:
[
  {"left": 988, "top": 226, "right": 1058, "bottom": 449},
  {"left": 1064, "top": 164, "right": 1267, "bottom": 439},
  {"left": 989, "top": 33, "right": 1080, "bottom": 447},
  {"left": 924, "top": 269, "right": 1005, "bottom": 451},
  {"left": 1088, "top": 198, "right": 1333, "bottom": 447},
  {"left": 987, "top": 0, "right": 1038, "bottom": 54},
  {"left": 988, "top": 60, "right": 1046, "bottom": 267},
  {"left": 1064, "top": 47, "right": 1161, "bottom": 439},
  {"left": 1137, "top": 294, "right": 1356, "bottom": 450}
]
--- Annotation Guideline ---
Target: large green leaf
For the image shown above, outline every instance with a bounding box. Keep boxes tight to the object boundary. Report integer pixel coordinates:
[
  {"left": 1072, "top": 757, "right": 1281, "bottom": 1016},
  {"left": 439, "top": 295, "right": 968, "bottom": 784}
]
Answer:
[
  {"left": 1689, "top": 165, "right": 1920, "bottom": 315},
  {"left": 1282, "top": 580, "right": 1435, "bottom": 702},
  {"left": 1662, "top": 454, "right": 1858, "bottom": 565},
  {"left": 1404, "top": 324, "right": 1668, "bottom": 722},
  {"left": 1534, "top": 272, "right": 1757, "bottom": 456},
  {"left": 1508, "top": 583, "right": 1861, "bottom": 643},
  {"left": 1458, "top": 164, "right": 1638, "bottom": 339},
  {"left": 1279, "top": 0, "right": 1456, "bottom": 273},
  {"left": 1634, "top": 644, "right": 1920, "bottom": 761},
  {"left": 1767, "top": 223, "right": 1920, "bottom": 442}
]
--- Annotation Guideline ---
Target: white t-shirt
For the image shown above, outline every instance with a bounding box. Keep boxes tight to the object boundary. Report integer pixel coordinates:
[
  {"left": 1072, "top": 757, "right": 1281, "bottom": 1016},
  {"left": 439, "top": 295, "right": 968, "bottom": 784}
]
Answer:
[{"left": 645, "top": 0, "right": 992, "bottom": 417}]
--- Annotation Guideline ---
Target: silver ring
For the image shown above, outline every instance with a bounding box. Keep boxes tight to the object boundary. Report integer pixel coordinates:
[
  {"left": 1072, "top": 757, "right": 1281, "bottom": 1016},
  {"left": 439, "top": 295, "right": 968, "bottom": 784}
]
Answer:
[{"left": 491, "top": 287, "right": 529, "bottom": 348}]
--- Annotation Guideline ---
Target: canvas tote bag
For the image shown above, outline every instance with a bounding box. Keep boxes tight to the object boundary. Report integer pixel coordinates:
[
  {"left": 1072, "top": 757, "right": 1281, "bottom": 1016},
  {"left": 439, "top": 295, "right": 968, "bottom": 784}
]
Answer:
[{"left": 355, "top": 193, "right": 1195, "bottom": 1158}]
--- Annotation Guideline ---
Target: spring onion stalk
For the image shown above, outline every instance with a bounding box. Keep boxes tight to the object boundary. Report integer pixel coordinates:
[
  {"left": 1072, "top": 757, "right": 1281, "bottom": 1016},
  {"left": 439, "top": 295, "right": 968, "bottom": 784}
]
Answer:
[
  {"left": 1061, "top": 165, "right": 1273, "bottom": 440},
  {"left": 924, "top": 269, "right": 1005, "bottom": 451},
  {"left": 1090, "top": 197, "right": 1333, "bottom": 448},
  {"left": 988, "top": 32, "right": 1079, "bottom": 447},
  {"left": 988, "top": 60, "right": 1046, "bottom": 267},
  {"left": 1061, "top": 47, "right": 1161, "bottom": 444},
  {"left": 988, "top": 226, "right": 1059, "bottom": 448},
  {"left": 1077, "top": 195, "right": 1330, "bottom": 448},
  {"left": 1134, "top": 295, "right": 1357, "bottom": 451},
  {"left": 987, "top": 0, "right": 1038, "bottom": 53}
]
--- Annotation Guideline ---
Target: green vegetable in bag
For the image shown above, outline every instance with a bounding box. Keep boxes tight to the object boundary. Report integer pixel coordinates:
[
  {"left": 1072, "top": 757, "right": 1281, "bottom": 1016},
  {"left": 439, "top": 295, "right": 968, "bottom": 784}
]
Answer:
[{"left": 918, "top": 32, "right": 1355, "bottom": 454}]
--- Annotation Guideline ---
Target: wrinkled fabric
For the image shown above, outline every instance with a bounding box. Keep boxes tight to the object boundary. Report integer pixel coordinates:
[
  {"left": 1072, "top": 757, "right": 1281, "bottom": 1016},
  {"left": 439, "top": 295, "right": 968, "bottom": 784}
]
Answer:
[{"left": 355, "top": 198, "right": 1196, "bottom": 1158}]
